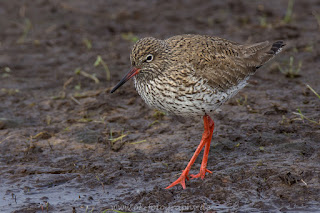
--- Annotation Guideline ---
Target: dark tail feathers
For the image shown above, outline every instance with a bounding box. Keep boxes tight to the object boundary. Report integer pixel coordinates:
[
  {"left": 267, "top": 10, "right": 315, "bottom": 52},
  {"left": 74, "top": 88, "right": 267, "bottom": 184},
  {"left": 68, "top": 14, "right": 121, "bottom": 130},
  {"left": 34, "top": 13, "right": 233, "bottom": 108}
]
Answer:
[{"left": 267, "top": 41, "right": 285, "bottom": 55}]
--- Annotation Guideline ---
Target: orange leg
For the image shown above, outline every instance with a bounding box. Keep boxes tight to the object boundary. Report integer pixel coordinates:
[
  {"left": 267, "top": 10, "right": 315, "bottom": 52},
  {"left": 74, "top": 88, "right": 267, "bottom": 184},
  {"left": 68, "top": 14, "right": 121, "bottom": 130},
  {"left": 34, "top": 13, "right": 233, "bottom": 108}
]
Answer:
[
  {"left": 191, "top": 117, "right": 214, "bottom": 179},
  {"left": 166, "top": 115, "right": 215, "bottom": 189}
]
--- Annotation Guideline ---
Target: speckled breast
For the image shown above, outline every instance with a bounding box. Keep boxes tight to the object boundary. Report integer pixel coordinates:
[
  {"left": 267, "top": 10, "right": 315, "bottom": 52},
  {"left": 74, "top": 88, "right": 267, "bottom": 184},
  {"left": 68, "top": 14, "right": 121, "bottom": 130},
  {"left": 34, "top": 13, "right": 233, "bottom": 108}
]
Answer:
[{"left": 133, "top": 73, "right": 248, "bottom": 118}]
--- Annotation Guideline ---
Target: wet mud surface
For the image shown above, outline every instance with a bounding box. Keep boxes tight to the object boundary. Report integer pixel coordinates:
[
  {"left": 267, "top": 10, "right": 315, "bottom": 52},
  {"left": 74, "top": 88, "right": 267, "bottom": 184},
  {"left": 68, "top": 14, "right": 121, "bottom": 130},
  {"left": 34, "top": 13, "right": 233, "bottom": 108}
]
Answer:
[{"left": 0, "top": 0, "right": 320, "bottom": 212}]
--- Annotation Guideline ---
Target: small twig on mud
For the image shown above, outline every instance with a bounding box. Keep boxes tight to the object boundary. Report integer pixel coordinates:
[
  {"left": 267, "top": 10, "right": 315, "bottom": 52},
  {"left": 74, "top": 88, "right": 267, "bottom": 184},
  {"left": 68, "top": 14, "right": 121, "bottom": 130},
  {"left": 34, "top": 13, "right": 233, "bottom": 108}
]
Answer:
[
  {"left": 70, "top": 95, "right": 81, "bottom": 105},
  {"left": 45, "top": 24, "right": 57, "bottom": 34},
  {"left": 301, "top": 179, "right": 308, "bottom": 186},
  {"left": 63, "top": 77, "right": 74, "bottom": 90},
  {"left": 94, "top": 55, "right": 111, "bottom": 81}
]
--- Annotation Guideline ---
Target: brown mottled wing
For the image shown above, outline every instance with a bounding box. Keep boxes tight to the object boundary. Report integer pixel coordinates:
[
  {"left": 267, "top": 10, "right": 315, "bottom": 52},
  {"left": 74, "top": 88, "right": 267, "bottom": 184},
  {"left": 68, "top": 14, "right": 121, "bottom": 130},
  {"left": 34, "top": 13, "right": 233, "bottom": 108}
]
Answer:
[
  {"left": 195, "top": 39, "right": 279, "bottom": 91},
  {"left": 167, "top": 35, "right": 284, "bottom": 91}
]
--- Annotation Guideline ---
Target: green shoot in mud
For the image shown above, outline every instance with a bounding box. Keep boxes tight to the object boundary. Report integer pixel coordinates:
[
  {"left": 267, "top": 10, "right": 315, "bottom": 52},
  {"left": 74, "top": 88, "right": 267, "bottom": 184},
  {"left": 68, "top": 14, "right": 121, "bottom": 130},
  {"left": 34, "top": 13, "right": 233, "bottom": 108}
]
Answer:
[
  {"left": 85, "top": 205, "right": 95, "bottom": 213},
  {"left": 121, "top": 32, "right": 139, "bottom": 43},
  {"left": 108, "top": 129, "right": 147, "bottom": 146},
  {"left": 153, "top": 109, "right": 166, "bottom": 119},
  {"left": 280, "top": 115, "right": 293, "bottom": 125},
  {"left": 102, "top": 209, "right": 131, "bottom": 213},
  {"left": 278, "top": 56, "right": 302, "bottom": 78},
  {"left": 0, "top": 88, "right": 20, "bottom": 95},
  {"left": 235, "top": 94, "right": 258, "bottom": 113},
  {"left": 94, "top": 55, "right": 111, "bottom": 81},
  {"left": 77, "top": 118, "right": 93, "bottom": 123},
  {"left": 40, "top": 201, "right": 50, "bottom": 212},
  {"left": 70, "top": 95, "right": 81, "bottom": 105},
  {"left": 307, "top": 84, "right": 320, "bottom": 100},
  {"left": 259, "top": 16, "right": 266, "bottom": 27},
  {"left": 259, "top": 15, "right": 270, "bottom": 28},
  {"left": 75, "top": 67, "right": 100, "bottom": 84},
  {"left": 109, "top": 133, "right": 128, "bottom": 143},
  {"left": 148, "top": 120, "right": 159, "bottom": 127},
  {"left": 283, "top": 0, "right": 294, "bottom": 24},
  {"left": 129, "top": 139, "right": 147, "bottom": 145},
  {"left": 17, "top": 18, "right": 32, "bottom": 44},
  {"left": 2, "top": 67, "right": 11, "bottom": 78},
  {"left": 313, "top": 11, "right": 320, "bottom": 29},
  {"left": 236, "top": 94, "right": 248, "bottom": 106},
  {"left": 303, "top": 44, "right": 314, "bottom": 52},
  {"left": 95, "top": 175, "right": 105, "bottom": 192},
  {"left": 83, "top": 37, "right": 92, "bottom": 49},
  {"left": 293, "top": 84, "right": 320, "bottom": 125},
  {"left": 108, "top": 129, "right": 128, "bottom": 149}
]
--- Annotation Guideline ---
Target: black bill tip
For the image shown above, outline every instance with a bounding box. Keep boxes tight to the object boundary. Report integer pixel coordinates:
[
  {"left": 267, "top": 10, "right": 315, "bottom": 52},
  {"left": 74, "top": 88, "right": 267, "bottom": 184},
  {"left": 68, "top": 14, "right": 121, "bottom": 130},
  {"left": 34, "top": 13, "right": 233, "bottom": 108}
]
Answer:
[{"left": 110, "top": 67, "right": 140, "bottom": 93}]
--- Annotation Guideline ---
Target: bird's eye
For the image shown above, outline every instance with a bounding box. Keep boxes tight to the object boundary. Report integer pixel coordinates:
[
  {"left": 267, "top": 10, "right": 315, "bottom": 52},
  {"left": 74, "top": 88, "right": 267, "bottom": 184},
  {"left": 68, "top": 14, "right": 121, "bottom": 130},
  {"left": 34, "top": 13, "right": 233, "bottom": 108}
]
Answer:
[{"left": 145, "top": 54, "right": 153, "bottom": 62}]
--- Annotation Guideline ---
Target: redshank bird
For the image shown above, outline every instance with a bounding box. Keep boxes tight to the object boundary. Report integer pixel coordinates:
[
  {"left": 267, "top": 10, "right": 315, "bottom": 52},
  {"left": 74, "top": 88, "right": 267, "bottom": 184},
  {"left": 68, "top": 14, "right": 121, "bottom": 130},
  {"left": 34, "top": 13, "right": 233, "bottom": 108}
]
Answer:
[{"left": 111, "top": 34, "right": 285, "bottom": 189}]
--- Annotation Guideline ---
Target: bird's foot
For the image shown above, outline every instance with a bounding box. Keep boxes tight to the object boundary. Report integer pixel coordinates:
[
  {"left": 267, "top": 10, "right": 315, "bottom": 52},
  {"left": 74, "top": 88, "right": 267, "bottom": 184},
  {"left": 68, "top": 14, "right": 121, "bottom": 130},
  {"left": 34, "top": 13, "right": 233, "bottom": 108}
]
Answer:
[
  {"left": 166, "top": 170, "right": 190, "bottom": 189},
  {"left": 190, "top": 167, "right": 212, "bottom": 179}
]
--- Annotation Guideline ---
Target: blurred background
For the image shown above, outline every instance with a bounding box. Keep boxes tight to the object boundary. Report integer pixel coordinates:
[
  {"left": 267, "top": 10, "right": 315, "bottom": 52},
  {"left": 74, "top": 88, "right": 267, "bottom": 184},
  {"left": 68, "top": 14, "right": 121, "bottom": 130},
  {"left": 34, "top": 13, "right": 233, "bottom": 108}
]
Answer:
[{"left": 0, "top": 0, "right": 319, "bottom": 212}]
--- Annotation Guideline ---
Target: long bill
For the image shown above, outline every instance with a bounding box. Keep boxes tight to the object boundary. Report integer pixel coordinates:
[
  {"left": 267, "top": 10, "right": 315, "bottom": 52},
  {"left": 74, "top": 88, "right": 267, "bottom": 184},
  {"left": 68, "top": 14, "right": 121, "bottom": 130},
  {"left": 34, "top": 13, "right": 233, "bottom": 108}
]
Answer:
[{"left": 110, "top": 67, "right": 140, "bottom": 93}]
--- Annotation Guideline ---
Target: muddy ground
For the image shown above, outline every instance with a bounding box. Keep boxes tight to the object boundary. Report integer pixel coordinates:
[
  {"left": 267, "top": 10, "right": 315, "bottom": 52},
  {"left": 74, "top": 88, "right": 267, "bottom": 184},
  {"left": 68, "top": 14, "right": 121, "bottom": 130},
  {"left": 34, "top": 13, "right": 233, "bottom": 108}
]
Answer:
[{"left": 0, "top": 0, "right": 320, "bottom": 212}]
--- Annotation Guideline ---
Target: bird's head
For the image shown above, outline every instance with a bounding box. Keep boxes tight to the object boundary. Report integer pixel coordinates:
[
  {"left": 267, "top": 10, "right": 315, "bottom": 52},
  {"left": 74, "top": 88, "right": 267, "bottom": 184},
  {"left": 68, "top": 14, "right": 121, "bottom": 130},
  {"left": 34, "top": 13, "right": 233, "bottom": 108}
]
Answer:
[{"left": 111, "top": 37, "right": 167, "bottom": 93}]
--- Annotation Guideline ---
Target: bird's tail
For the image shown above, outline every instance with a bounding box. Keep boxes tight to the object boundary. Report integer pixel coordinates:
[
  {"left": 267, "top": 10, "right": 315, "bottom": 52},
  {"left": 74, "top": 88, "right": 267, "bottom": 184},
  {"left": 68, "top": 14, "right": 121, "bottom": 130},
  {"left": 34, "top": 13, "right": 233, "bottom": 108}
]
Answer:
[
  {"left": 267, "top": 41, "right": 285, "bottom": 56},
  {"left": 243, "top": 40, "right": 286, "bottom": 69}
]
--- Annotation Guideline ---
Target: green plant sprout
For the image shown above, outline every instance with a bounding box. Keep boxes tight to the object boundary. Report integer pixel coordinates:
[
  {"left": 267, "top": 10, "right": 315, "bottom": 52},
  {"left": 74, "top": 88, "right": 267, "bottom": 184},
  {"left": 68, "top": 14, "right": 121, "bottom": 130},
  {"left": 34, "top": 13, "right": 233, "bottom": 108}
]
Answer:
[
  {"left": 236, "top": 94, "right": 248, "bottom": 106},
  {"left": 293, "top": 84, "right": 320, "bottom": 125},
  {"left": 129, "top": 139, "right": 147, "bottom": 145},
  {"left": 278, "top": 56, "right": 302, "bottom": 78},
  {"left": 313, "top": 11, "right": 320, "bottom": 29},
  {"left": 83, "top": 38, "right": 92, "bottom": 49},
  {"left": 75, "top": 67, "right": 100, "bottom": 84},
  {"left": 102, "top": 209, "right": 131, "bottom": 213},
  {"left": 17, "top": 18, "right": 32, "bottom": 44},
  {"left": 307, "top": 84, "right": 320, "bottom": 100},
  {"left": 259, "top": 16, "right": 268, "bottom": 28},
  {"left": 284, "top": 0, "right": 294, "bottom": 24},
  {"left": 94, "top": 55, "right": 110, "bottom": 81},
  {"left": 2, "top": 67, "right": 11, "bottom": 78},
  {"left": 121, "top": 32, "right": 139, "bottom": 43}
]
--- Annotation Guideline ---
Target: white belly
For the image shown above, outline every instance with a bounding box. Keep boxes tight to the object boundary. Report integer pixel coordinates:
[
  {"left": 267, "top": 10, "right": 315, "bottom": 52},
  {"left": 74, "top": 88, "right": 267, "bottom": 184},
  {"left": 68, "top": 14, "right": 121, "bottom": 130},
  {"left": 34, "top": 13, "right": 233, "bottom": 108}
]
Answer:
[{"left": 134, "top": 75, "right": 249, "bottom": 118}]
